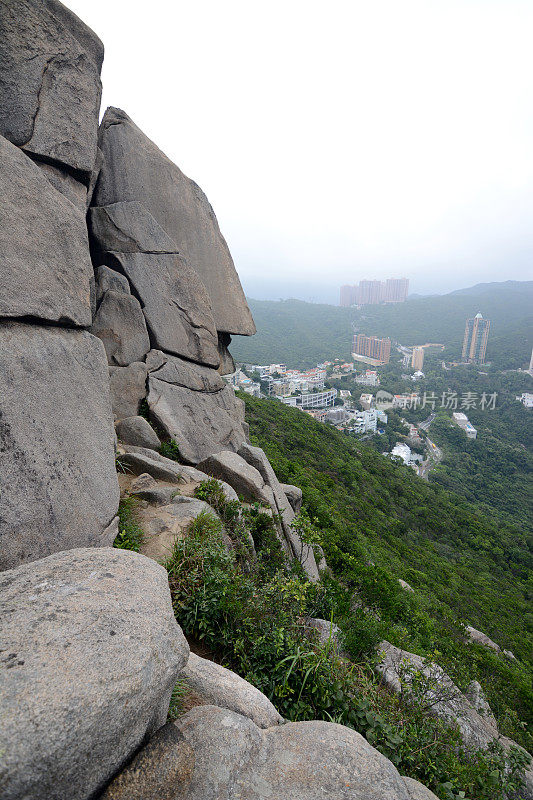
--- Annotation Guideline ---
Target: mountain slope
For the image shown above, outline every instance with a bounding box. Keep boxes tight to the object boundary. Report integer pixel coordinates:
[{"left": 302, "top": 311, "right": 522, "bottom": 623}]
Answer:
[{"left": 231, "top": 282, "right": 533, "bottom": 369}]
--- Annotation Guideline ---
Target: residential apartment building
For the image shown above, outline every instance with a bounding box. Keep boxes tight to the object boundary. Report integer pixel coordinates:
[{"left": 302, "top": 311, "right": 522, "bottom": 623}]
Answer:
[
  {"left": 461, "top": 313, "right": 490, "bottom": 364},
  {"left": 352, "top": 334, "right": 391, "bottom": 366},
  {"left": 340, "top": 278, "right": 409, "bottom": 306},
  {"left": 355, "top": 369, "right": 380, "bottom": 386}
]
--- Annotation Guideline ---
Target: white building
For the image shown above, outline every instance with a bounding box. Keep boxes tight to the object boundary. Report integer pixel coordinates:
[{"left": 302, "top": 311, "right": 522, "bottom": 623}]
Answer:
[
  {"left": 359, "top": 393, "right": 374, "bottom": 410},
  {"left": 280, "top": 388, "right": 338, "bottom": 409},
  {"left": 452, "top": 412, "right": 477, "bottom": 439},
  {"left": 355, "top": 370, "right": 380, "bottom": 386},
  {"left": 393, "top": 393, "right": 420, "bottom": 409},
  {"left": 391, "top": 443, "right": 412, "bottom": 464},
  {"left": 350, "top": 409, "right": 378, "bottom": 434},
  {"left": 518, "top": 392, "right": 533, "bottom": 408}
]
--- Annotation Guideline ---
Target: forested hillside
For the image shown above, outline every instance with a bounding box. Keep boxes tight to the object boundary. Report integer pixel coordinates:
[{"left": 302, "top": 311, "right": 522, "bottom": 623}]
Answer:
[
  {"left": 231, "top": 281, "right": 533, "bottom": 369},
  {"left": 241, "top": 393, "right": 532, "bottom": 749}
]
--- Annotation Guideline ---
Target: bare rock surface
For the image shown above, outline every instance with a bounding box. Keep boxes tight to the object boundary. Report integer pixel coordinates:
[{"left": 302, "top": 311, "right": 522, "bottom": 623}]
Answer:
[
  {"left": 94, "top": 107, "right": 255, "bottom": 336},
  {"left": 115, "top": 415, "right": 160, "bottom": 450},
  {"left": 0, "top": 322, "right": 119, "bottom": 570},
  {"left": 181, "top": 654, "right": 283, "bottom": 729},
  {"left": 95, "top": 264, "right": 131, "bottom": 303},
  {"left": 146, "top": 349, "right": 226, "bottom": 392},
  {"left": 0, "top": 0, "right": 103, "bottom": 174},
  {"left": 109, "top": 361, "right": 147, "bottom": 420},
  {"left": 90, "top": 200, "right": 177, "bottom": 253},
  {"left": 91, "top": 290, "right": 150, "bottom": 366},
  {"left": 119, "top": 450, "right": 188, "bottom": 485},
  {"left": 99, "top": 723, "right": 194, "bottom": 800},
  {"left": 199, "top": 451, "right": 272, "bottom": 505},
  {"left": 0, "top": 548, "right": 189, "bottom": 800},
  {"left": 169, "top": 705, "right": 412, "bottom": 800},
  {"left": 465, "top": 680, "right": 498, "bottom": 730},
  {"left": 217, "top": 332, "right": 236, "bottom": 375},
  {"left": 0, "top": 135, "right": 92, "bottom": 325},
  {"left": 465, "top": 625, "right": 500, "bottom": 652},
  {"left": 402, "top": 776, "right": 441, "bottom": 800},
  {"left": 136, "top": 496, "right": 215, "bottom": 562},
  {"left": 282, "top": 483, "right": 303, "bottom": 512},
  {"left": 148, "top": 372, "right": 247, "bottom": 465},
  {"left": 112, "top": 251, "right": 219, "bottom": 366}
]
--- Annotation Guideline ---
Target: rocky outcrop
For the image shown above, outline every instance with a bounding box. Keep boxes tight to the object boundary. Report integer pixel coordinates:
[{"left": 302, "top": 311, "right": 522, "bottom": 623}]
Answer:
[
  {"left": 402, "top": 777, "right": 441, "bottom": 800},
  {"left": 465, "top": 624, "right": 500, "bottom": 652},
  {"left": 147, "top": 353, "right": 248, "bottom": 464},
  {"left": 115, "top": 416, "right": 160, "bottom": 449},
  {"left": 181, "top": 653, "right": 283, "bottom": 728},
  {"left": 282, "top": 482, "right": 303, "bottom": 512},
  {"left": 109, "top": 361, "right": 148, "bottom": 420},
  {"left": 465, "top": 680, "right": 498, "bottom": 730},
  {"left": 0, "top": 548, "right": 189, "bottom": 800},
  {"left": 0, "top": 0, "right": 103, "bottom": 176},
  {"left": 377, "top": 641, "right": 533, "bottom": 798},
  {"left": 0, "top": 134, "right": 92, "bottom": 326},
  {"left": 105, "top": 705, "right": 415, "bottom": 800},
  {"left": 94, "top": 108, "right": 256, "bottom": 337},
  {"left": 0, "top": 323, "right": 118, "bottom": 570}
]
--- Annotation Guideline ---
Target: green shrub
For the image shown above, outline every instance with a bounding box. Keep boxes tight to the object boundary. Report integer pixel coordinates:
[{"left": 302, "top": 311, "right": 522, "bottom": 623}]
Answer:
[
  {"left": 113, "top": 497, "right": 145, "bottom": 552},
  {"left": 159, "top": 439, "right": 181, "bottom": 462}
]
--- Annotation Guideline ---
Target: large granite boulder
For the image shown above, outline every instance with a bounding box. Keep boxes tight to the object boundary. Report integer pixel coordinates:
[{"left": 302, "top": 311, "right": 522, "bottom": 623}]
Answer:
[
  {"left": 181, "top": 653, "right": 283, "bottom": 729},
  {"left": 115, "top": 415, "right": 160, "bottom": 450},
  {"left": 465, "top": 625, "right": 500, "bottom": 652},
  {"left": 147, "top": 352, "right": 247, "bottom": 464},
  {"left": 198, "top": 451, "right": 273, "bottom": 505},
  {"left": 91, "top": 290, "right": 150, "bottom": 366},
  {"left": 0, "top": 548, "right": 189, "bottom": 800},
  {"left": 0, "top": 322, "right": 119, "bottom": 571},
  {"left": 93, "top": 107, "right": 255, "bottom": 336},
  {"left": 172, "top": 706, "right": 411, "bottom": 799},
  {"left": 89, "top": 202, "right": 220, "bottom": 367},
  {"left": 0, "top": 0, "right": 103, "bottom": 176},
  {"left": 0, "top": 135, "right": 92, "bottom": 326},
  {"left": 99, "top": 723, "right": 194, "bottom": 800},
  {"left": 108, "top": 361, "right": 148, "bottom": 420},
  {"left": 402, "top": 777, "right": 441, "bottom": 800}
]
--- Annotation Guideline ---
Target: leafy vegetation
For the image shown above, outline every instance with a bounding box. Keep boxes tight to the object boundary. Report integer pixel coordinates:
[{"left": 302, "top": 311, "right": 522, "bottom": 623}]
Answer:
[
  {"left": 230, "top": 281, "right": 533, "bottom": 369},
  {"left": 162, "top": 480, "right": 530, "bottom": 799},
  {"left": 240, "top": 393, "right": 532, "bottom": 749},
  {"left": 113, "top": 497, "right": 145, "bottom": 552}
]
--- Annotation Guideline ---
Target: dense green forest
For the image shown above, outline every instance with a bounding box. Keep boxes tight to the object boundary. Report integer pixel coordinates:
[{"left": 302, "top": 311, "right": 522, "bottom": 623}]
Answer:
[
  {"left": 230, "top": 281, "right": 533, "bottom": 369},
  {"left": 240, "top": 393, "right": 532, "bottom": 748}
]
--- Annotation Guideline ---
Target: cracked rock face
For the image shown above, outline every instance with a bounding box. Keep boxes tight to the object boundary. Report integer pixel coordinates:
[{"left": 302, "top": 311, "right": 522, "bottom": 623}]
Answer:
[
  {"left": 0, "top": 323, "right": 119, "bottom": 570},
  {"left": 146, "top": 352, "right": 247, "bottom": 464},
  {"left": 0, "top": 548, "right": 189, "bottom": 800},
  {"left": 0, "top": 0, "right": 103, "bottom": 176},
  {"left": 0, "top": 134, "right": 93, "bottom": 326},
  {"left": 93, "top": 108, "right": 256, "bottom": 337}
]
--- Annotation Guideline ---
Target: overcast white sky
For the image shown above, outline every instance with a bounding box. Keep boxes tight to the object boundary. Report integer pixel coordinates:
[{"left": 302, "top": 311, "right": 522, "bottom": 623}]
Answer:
[{"left": 67, "top": 0, "right": 533, "bottom": 303}]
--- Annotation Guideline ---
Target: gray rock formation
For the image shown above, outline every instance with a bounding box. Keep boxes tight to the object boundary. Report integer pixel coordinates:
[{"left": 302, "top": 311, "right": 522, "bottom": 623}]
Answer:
[
  {"left": 305, "top": 617, "right": 346, "bottom": 655},
  {"left": 377, "top": 640, "right": 533, "bottom": 797},
  {"left": 94, "top": 107, "right": 255, "bottom": 336},
  {"left": 168, "top": 705, "right": 412, "bottom": 800},
  {"left": 281, "top": 483, "right": 303, "bottom": 512},
  {"left": 398, "top": 578, "right": 414, "bottom": 593},
  {"left": 199, "top": 451, "right": 273, "bottom": 505},
  {"left": 217, "top": 332, "right": 236, "bottom": 375},
  {"left": 0, "top": 323, "right": 119, "bottom": 570},
  {"left": 115, "top": 415, "right": 160, "bottom": 449},
  {"left": 181, "top": 653, "right": 283, "bottom": 729},
  {"left": 99, "top": 723, "right": 194, "bottom": 800},
  {"left": 89, "top": 200, "right": 178, "bottom": 253},
  {"left": 402, "top": 776, "right": 441, "bottom": 800},
  {"left": 147, "top": 358, "right": 247, "bottom": 465},
  {"left": 465, "top": 625, "right": 500, "bottom": 652},
  {"left": 0, "top": 0, "right": 103, "bottom": 176},
  {"left": 95, "top": 264, "right": 132, "bottom": 303},
  {"left": 0, "top": 135, "right": 92, "bottom": 326},
  {"left": 0, "top": 548, "right": 189, "bottom": 800},
  {"left": 135, "top": 496, "right": 217, "bottom": 563},
  {"left": 119, "top": 450, "right": 188, "bottom": 484},
  {"left": 109, "top": 361, "right": 148, "bottom": 420},
  {"left": 465, "top": 680, "right": 498, "bottom": 730},
  {"left": 91, "top": 290, "right": 150, "bottom": 366}
]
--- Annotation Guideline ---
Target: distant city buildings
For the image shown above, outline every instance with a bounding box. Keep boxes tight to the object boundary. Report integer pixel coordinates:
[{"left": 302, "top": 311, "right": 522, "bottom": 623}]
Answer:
[
  {"left": 461, "top": 313, "right": 490, "bottom": 364},
  {"left": 224, "top": 369, "right": 261, "bottom": 397},
  {"left": 411, "top": 347, "right": 425, "bottom": 371},
  {"left": 352, "top": 334, "right": 391, "bottom": 366},
  {"left": 340, "top": 278, "right": 409, "bottom": 307},
  {"left": 281, "top": 388, "right": 337, "bottom": 409},
  {"left": 392, "top": 393, "right": 420, "bottom": 409},
  {"left": 452, "top": 412, "right": 477, "bottom": 439}
]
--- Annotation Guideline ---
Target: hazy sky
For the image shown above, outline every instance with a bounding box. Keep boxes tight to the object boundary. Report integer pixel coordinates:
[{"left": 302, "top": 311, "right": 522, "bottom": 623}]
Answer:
[{"left": 67, "top": 0, "right": 533, "bottom": 303}]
